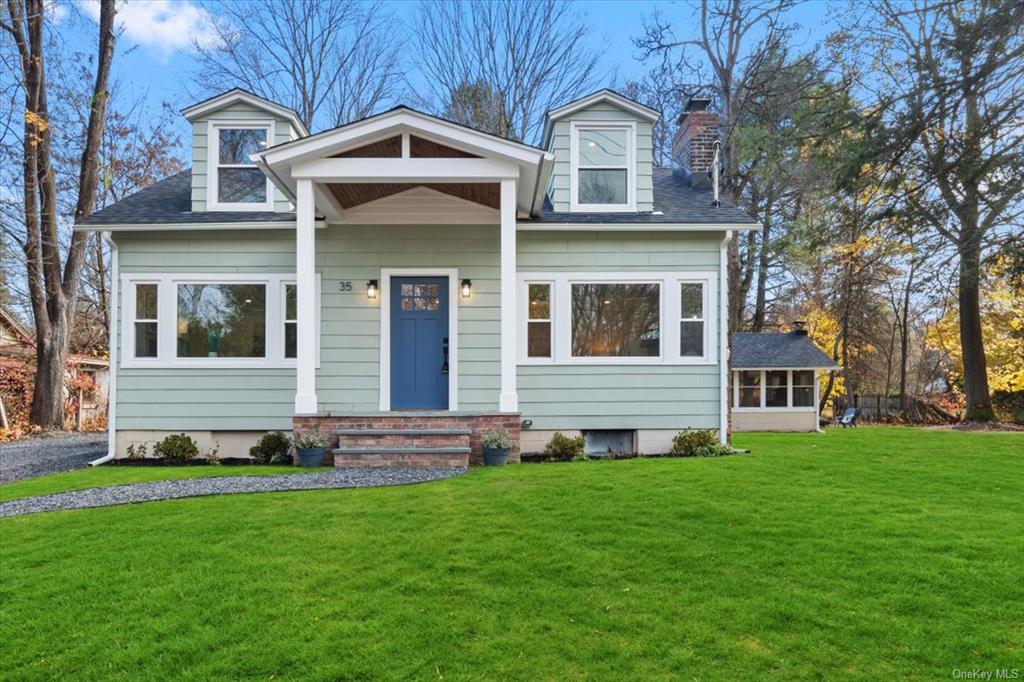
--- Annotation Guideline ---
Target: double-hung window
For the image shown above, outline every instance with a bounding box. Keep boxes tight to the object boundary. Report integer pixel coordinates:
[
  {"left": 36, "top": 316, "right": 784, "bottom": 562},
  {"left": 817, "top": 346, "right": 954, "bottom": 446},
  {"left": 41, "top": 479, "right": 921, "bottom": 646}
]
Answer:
[
  {"left": 571, "top": 123, "right": 635, "bottom": 211},
  {"left": 519, "top": 272, "right": 716, "bottom": 364},
  {"left": 679, "top": 282, "right": 705, "bottom": 357},
  {"left": 209, "top": 122, "right": 273, "bottom": 210},
  {"left": 526, "top": 283, "right": 553, "bottom": 358},
  {"left": 132, "top": 283, "right": 159, "bottom": 359}
]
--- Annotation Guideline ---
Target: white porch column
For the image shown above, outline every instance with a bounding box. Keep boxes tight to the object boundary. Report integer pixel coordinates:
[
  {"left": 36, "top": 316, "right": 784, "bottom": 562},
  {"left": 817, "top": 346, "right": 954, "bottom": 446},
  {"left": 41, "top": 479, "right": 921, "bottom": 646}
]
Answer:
[
  {"left": 294, "top": 178, "right": 318, "bottom": 414},
  {"left": 499, "top": 178, "right": 518, "bottom": 412}
]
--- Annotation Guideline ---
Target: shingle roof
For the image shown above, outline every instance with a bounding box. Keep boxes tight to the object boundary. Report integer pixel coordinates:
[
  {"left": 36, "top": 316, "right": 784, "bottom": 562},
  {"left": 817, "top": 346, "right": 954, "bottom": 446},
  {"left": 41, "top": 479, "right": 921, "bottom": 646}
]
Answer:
[
  {"left": 526, "top": 168, "right": 757, "bottom": 225},
  {"left": 77, "top": 170, "right": 297, "bottom": 225},
  {"left": 79, "top": 168, "right": 757, "bottom": 227},
  {"left": 732, "top": 332, "right": 839, "bottom": 369}
]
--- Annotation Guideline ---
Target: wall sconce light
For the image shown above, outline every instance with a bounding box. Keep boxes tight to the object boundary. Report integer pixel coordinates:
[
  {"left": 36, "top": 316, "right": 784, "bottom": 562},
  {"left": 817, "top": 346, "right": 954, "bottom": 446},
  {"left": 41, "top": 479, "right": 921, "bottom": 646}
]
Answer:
[
  {"left": 461, "top": 278, "right": 472, "bottom": 299},
  {"left": 366, "top": 279, "right": 378, "bottom": 299}
]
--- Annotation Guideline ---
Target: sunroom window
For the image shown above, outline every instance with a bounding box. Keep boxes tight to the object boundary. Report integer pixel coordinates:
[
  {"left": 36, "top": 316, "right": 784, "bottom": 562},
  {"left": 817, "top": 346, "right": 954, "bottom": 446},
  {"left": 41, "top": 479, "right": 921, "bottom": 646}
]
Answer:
[
  {"left": 793, "top": 370, "right": 816, "bottom": 407},
  {"left": 738, "top": 371, "right": 761, "bottom": 408},
  {"left": 176, "top": 283, "right": 266, "bottom": 358},
  {"left": 571, "top": 282, "right": 660, "bottom": 357},
  {"left": 213, "top": 125, "right": 270, "bottom": 207}
]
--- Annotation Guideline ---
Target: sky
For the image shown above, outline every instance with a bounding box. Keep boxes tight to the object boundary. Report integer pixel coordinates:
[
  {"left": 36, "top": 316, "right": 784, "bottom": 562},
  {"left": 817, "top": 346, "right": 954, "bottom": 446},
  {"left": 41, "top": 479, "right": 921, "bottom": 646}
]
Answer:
[{"left": 56, "top": 0, "right": 839, "bottom": 148}]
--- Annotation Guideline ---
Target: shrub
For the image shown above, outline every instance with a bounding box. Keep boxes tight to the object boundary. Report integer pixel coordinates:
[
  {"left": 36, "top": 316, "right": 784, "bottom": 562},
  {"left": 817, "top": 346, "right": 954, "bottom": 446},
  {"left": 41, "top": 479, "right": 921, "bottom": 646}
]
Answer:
[
  {"left": 291, "top": 426, "right": 328, "bottom": 449},
  {"left": 670, "top": 429, "right": 732, "bottom": 457},
  {"left": 249, "top": 431, "right": 292, "bottom": 465},
  {"left": 544, "top": 432, "right": 585, "bottom": 461},
  {"left": 993, "top": 390, "right": 1024, "bottom": 424},
  {"left": 153, "top": 433, "right": 199, "bottom": 461},
  {"left": 482, "top": 427, "right": 513, "bottom": 450},
  {"left": 125, "top": 442, "right": 149, "bottom": 460}
]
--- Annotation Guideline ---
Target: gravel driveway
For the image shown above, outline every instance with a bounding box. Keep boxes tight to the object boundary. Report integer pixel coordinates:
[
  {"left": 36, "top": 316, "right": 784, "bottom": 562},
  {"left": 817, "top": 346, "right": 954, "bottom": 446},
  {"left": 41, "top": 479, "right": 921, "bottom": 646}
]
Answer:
[{"left": 0, "top": 433, "right": 106, "bottom": 484}]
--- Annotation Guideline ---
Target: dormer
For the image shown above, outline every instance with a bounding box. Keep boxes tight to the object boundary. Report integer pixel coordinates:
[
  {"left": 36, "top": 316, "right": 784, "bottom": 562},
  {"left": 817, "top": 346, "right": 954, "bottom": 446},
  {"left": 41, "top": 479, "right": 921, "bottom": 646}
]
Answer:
[
  {"left": 541, "top": 90, "right": 660, "bottom": 214},
  {"left": 181, "top": 89, "right": 309, "bottom": 213}
]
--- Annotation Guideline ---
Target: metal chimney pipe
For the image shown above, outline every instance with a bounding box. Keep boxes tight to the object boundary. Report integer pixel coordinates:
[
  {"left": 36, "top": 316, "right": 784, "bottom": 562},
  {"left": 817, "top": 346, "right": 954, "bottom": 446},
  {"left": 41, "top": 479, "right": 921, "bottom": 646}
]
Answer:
[{"left": 711, "top": 140, "right": 721, "bottom": 207}]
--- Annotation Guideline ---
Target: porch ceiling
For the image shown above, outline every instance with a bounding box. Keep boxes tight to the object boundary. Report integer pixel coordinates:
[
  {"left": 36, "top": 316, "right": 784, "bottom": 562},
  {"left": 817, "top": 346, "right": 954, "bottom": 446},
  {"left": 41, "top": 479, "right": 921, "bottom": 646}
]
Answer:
[{"left": 328, "top": 182, "right": 499, "bottom": 210}]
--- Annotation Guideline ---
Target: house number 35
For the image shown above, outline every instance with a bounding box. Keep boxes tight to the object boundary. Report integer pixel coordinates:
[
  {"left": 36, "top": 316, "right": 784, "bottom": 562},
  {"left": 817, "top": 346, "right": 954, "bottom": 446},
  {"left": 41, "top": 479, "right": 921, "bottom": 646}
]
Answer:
[{"left": 337, "top": 281, "right": 353, "bottom": 292}]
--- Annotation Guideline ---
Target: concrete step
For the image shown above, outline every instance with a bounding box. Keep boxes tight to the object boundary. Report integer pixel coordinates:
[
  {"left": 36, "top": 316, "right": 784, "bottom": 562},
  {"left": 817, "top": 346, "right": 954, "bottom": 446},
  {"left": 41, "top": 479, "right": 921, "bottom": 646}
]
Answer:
[{"left": 333, "top": 446, "right": 471, "bottom": 455}]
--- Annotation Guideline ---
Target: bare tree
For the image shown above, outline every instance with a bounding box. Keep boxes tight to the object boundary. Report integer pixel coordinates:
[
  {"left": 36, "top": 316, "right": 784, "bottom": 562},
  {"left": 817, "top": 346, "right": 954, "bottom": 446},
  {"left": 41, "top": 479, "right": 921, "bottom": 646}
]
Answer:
[
  {"left": 415, "top": 0, "right": 602, "bottom": 143},
  {"left": 636, "top": 0, "right": 805, "bottom": 331},
  {"left": 848, "top": 0, "right": 1024, "bottom": 420},
  {"left": 620, "top": 55, "right": 687, "bottom": 167},
  {"left": 1, "top": 0, "right": 117, "bottom": 428},
  {"left": 193, "top": 0, "right": 403, "bottom": 130}
]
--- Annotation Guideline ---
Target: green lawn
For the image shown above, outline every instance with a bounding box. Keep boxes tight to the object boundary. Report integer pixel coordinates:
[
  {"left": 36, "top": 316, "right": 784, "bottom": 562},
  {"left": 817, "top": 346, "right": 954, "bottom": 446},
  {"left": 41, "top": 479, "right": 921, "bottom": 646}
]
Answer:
[
  {"left": 1, "top": 427, "right": 1021, "bottom": 680},
  {"left": 0, "top": 464, "right": 331, "bottom": 502}
]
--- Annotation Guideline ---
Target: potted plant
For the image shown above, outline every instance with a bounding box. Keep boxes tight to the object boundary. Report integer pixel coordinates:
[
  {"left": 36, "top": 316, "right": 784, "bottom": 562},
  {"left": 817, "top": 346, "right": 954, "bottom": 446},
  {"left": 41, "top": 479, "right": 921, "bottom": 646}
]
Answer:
[
  {"left": 481, "top": 427, "right": 513, "bottom": 466},
  {"left": 292, "top": 426, "right": 328, "bottom": 467}
]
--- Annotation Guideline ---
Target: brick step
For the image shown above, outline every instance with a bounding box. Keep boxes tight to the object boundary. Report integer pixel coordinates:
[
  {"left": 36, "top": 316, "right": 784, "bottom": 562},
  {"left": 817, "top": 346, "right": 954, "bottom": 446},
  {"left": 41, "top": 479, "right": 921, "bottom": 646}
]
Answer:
[
  {"left": 333, "top": 446, "right": 471, "bottom": 455},
  {"left": 334, "top": 428, "right": 472, "bottom": 436},
  {"left": 333, "top": 446, "right": 469, "bottom": 469},
  {"left": 338, "top": 435, "right": 471, "bottom": 448}
]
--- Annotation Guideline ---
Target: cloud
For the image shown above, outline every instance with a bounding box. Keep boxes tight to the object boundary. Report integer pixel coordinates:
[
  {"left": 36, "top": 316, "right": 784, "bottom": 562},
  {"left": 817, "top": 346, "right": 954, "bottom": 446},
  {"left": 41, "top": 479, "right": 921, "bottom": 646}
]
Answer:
[{"left": 77, "top": 0, "right": 220, "bottom": 54}]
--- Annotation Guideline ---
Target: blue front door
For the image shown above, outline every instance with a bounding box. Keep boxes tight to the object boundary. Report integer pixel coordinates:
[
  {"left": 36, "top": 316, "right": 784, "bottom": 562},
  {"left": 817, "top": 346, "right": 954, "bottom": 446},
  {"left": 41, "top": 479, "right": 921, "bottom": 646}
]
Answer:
[{"left": 390, "top": 277, "right": 449, "bottom": 409}]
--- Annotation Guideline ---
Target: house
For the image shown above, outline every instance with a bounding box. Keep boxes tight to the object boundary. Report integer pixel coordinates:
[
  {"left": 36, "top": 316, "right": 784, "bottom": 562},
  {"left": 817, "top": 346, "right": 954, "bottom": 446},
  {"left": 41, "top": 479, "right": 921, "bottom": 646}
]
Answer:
[
  {"left": 75, "top": 88, "right": 760, "bottom": 465},
  {"left": 731, "top": 327, "right": 840, "bottom": 432},
  {"left": 0, "top": 306, "right": 109, "bottom": 429}
]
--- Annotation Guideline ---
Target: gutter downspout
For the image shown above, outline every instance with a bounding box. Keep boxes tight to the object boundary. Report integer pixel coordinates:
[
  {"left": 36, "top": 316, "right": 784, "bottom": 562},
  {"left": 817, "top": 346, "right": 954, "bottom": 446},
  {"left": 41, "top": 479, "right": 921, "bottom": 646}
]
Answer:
[
  {"left": 719, "top": 230, "right": 732, "bottom": 445},
  {"left": 89, "top": 231, "right": 117, "bottom": 466}
]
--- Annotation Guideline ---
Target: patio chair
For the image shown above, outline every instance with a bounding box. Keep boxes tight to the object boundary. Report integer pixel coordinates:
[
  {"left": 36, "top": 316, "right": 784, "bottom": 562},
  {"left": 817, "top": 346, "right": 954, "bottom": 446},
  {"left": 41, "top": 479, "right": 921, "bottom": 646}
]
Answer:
[{"left": 834, "top": 407, "right": 860, "bottom": 428}]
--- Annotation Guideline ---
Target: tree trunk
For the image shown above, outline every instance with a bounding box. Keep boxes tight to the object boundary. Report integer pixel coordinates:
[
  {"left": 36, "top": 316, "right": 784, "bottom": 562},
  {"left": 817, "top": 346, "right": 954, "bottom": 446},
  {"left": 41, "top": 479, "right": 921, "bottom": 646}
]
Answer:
[
  {"left": 752, "top": 192, "right": 773, "bottom": 331},
  {"left": 898, "top": 258, "right": 915, "bottom": 416},
  {"left": 29, "top": 320, "right": 69, "bottom": 427},
  {"left": 958, "top": 244, "right": 993, "bottom": 421}
]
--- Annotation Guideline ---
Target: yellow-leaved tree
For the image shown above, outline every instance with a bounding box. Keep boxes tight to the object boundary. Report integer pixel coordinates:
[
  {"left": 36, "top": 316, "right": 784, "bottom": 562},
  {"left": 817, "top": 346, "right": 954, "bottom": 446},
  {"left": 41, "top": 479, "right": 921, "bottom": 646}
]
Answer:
[{"left": 927, "top": 257, "right": 1024, "bottom": 420}]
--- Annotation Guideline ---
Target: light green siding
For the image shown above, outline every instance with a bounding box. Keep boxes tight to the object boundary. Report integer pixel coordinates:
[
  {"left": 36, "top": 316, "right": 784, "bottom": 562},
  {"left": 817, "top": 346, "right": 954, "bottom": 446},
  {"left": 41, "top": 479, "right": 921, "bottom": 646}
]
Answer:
[
  {"left": 547, "top": 102, "right": 654, "bottom": 213},
  {"left": 113, "top": 228, "right": 723, "bottom": 434},
  {"left": 114, "top": 230, "right": 297, "bottom": 431},
  {"left": 517, "top": 230, "right": 722, "bottom": 430},
  {"left": 191, "top": 102, "right": 297, "bottom": 213}
]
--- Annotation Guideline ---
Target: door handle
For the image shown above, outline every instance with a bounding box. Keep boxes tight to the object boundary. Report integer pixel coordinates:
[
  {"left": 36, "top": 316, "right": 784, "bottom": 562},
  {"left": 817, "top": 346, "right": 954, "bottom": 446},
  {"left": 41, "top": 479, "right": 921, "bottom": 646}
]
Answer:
[{"left": 442, "top": 337, "right": 449, "bottom": 375}]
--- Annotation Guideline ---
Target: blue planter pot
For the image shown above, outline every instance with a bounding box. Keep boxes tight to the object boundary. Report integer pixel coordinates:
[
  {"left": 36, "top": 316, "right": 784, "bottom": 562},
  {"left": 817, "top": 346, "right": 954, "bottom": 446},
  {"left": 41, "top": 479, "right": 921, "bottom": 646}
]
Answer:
[
  {"left": 296, "top": 447, "right": 325, "bottom": 468},
  {"left": 483, "top": 447, "right": 510, "bottom": 466}
]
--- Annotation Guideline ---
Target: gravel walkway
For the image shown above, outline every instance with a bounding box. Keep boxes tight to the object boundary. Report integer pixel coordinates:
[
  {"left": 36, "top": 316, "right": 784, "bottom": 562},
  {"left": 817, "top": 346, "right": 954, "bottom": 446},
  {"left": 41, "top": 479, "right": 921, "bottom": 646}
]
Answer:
[
  {"left": 0, "top": 433, "right": 106, "bottom": 484},
  {"left": 0, "top": 467, "right": 464, "bottom": 518}
]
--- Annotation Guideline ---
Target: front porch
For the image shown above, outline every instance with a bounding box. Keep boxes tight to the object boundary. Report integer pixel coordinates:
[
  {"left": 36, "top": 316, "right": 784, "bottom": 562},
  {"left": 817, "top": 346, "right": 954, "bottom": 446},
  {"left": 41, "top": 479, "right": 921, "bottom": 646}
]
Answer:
[{"left": 254, "top": 111, "right": 553, "bottom": 427}]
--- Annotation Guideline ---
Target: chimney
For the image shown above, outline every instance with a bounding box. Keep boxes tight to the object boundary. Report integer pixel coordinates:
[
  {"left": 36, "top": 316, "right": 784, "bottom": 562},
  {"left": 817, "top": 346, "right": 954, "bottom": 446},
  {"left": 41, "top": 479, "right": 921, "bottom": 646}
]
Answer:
[
  {"left": 672, "top": 96, "right": 719, "bottom": 190},
  {"left": 791, "top": 320, "right": 808, "bottom": 336}
]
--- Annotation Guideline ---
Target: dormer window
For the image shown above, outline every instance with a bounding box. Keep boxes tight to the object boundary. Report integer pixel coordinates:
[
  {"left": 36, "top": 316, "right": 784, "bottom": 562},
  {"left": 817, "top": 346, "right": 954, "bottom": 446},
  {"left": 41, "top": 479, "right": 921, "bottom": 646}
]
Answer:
[
  {"left": 208, "top": 122, "right": 274, "bottom": 211},
  {"left": 570, "top": 122, "right": 636, "bottom": 212}
]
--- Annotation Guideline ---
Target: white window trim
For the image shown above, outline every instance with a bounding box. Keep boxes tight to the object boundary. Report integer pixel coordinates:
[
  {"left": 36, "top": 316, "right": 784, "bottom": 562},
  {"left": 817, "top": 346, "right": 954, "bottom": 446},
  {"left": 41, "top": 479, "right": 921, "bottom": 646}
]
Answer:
[
  {"left": 732, "top": 369, "right": 819, "bottom": 412},
  {"left": 378, "top": 268, "right": 460, "bottom": 411},
  {"left": 519, "top": 280, "right": 556, "bottom": 363},
  {"left": 120, "top": 273, "right": 320, "bottom": 369},
  {"left": 517, "top": 271, "right": 717, "bottom": 366},
  {"left": 126, "top": 281, "right": 161, "bottom": 366},
  {"left": 569, "top": 121, "right": 637, "bottom": 213},
  {"left": 207, "top": 120, "right": 275, "bottom": 212}
]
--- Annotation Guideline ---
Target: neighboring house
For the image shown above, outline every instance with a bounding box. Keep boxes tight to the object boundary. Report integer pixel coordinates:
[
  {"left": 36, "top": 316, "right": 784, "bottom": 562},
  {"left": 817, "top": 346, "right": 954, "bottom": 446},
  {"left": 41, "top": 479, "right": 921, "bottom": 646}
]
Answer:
[
  {"left": 731, "top": 327, "right": 840, "bottom": 432},
  {"left": 0, "top": 306, "right": 109, "bottom": 428},
  {"left": 76, "top": 87, "right": 759, "bottom": 465}
]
